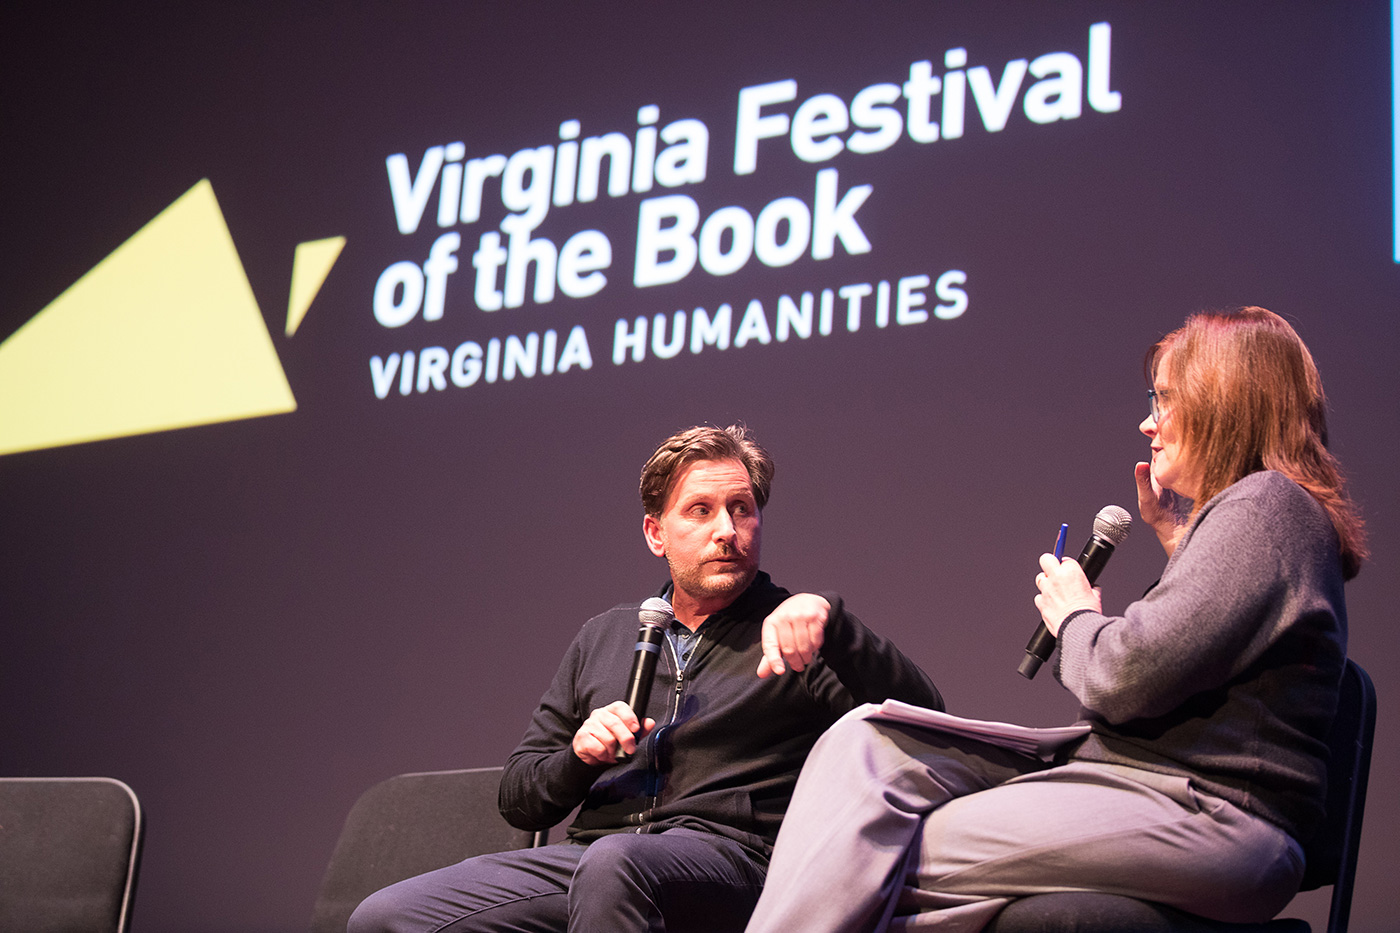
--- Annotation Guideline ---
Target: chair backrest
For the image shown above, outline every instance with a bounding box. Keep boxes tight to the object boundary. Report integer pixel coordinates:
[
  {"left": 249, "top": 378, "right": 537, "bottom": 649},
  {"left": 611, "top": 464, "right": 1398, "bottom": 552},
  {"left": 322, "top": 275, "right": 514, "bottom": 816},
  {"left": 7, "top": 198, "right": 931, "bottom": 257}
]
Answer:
[
  {"left": 310, "top": 766, "right": 541, "bottom": 933},
  {"left": 0, "top": 776, "right": 144, "bottom": 933},
  {"left": 1298, "top": 658, "right": 1376, "bottom": 933}
]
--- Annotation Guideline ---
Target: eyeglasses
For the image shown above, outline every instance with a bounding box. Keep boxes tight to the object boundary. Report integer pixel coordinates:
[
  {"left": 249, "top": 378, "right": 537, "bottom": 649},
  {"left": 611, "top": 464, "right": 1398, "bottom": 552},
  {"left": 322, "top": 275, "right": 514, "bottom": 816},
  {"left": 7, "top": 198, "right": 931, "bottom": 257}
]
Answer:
[{"left": 1147, "top": 389, "right": 1171, "bottom": 423}]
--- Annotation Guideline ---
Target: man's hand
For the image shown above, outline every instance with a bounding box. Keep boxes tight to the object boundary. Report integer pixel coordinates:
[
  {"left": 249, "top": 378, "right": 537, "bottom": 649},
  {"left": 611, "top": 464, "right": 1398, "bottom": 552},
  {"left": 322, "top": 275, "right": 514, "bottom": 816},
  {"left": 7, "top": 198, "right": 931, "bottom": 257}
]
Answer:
[
  {"left": 572, "top": 701, "right": 655, "bottom": 766},
  {"left": 757, "top": 593, "right": 831, "bottom": 678}
]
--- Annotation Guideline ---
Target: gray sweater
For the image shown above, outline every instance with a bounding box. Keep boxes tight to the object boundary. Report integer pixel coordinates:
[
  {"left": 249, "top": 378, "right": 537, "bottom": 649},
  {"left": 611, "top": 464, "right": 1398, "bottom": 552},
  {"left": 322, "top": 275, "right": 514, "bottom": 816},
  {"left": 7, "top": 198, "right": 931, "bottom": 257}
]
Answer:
[{"left": 1056, "top": 470, "right": 1347, "bottom": 842}]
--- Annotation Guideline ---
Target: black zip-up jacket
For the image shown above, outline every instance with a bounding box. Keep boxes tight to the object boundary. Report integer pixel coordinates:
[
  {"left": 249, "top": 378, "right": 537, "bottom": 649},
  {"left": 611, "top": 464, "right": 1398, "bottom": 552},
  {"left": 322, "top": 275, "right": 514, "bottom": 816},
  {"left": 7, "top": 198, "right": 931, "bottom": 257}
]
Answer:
[{"left": 500, "top": 572, "right": 943, "bottom": 861}]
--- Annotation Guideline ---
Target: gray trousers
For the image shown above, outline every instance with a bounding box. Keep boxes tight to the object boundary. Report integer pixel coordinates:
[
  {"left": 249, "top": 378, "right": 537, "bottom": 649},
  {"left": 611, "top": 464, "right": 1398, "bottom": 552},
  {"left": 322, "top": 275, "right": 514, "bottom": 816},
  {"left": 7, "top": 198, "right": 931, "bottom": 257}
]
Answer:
[
  {"left": 347, "top": 827, "right": 767, "bottom": 933},
  {"left": 744, "top": 706, "right": 1304, "bottom": 933}
]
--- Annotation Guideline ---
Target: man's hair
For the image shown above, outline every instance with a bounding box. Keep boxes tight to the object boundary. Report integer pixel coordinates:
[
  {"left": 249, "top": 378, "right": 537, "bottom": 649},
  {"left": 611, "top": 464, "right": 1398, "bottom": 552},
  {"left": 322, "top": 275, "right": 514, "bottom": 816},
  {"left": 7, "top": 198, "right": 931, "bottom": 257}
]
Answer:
[
  {"left": 1149, "top": 306, "right": 1366, "bottom": 578},
  {"left": 639, "top": 424, "right": 775, "bottom": 517}
]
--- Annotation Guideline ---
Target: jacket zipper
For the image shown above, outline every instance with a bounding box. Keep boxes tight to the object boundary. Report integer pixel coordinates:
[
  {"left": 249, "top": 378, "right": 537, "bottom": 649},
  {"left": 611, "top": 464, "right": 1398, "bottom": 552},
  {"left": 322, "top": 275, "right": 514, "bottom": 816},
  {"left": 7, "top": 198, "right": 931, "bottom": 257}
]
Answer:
[{"left": 632, "top": 633, "right": 697, "bottom": 828}]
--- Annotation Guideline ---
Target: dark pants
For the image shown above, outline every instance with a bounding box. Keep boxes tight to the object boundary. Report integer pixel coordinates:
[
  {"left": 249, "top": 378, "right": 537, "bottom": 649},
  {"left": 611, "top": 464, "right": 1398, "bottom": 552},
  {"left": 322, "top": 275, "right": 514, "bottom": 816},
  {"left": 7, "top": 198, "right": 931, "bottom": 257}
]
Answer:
[{"left": 347, "top": 828, "right": 767, "bottom": 933}]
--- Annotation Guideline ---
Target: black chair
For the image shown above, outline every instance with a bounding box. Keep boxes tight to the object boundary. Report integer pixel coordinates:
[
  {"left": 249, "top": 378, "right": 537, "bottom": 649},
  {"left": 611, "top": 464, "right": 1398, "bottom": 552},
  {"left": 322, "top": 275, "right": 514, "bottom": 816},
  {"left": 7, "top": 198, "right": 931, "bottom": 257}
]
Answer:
[
  {"left": 0, "top": 776, "right": 144, "bottom": 933},
  {"left": 310, "top": 766, "right": 547, "bottom": 933},
  {"left": 987, "top": 659, "right": 1376, "bottom": 933}
]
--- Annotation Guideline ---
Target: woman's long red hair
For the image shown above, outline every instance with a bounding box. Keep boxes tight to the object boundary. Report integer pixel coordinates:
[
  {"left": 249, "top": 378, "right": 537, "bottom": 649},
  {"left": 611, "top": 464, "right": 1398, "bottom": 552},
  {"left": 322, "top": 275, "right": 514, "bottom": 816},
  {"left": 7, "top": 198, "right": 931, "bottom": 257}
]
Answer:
[{"left": 1150, "top": 307, "right": 1367, "bottom": 579}]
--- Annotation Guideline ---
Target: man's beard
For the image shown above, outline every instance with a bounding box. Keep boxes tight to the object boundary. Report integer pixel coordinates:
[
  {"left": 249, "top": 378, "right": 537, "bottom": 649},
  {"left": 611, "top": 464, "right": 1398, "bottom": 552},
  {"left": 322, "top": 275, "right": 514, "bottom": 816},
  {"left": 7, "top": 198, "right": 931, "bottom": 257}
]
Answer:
[{"left": 667, "top": 549, "right": 757, "bottom": 605}]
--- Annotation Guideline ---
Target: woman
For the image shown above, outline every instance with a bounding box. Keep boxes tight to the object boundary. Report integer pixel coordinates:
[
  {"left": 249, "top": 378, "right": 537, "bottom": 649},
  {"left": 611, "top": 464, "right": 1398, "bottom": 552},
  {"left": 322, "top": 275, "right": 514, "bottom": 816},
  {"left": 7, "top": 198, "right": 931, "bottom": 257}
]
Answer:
[{"left": 743, "top": 307, "right": 1367, "bottom": 933}]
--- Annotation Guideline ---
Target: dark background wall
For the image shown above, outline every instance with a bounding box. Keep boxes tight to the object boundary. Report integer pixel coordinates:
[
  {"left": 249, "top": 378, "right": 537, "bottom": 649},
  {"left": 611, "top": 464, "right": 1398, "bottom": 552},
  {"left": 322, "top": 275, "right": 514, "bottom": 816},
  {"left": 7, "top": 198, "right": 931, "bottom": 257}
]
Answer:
[{"left": 1, "top": 3, "right": 1394, "bottom": 930}]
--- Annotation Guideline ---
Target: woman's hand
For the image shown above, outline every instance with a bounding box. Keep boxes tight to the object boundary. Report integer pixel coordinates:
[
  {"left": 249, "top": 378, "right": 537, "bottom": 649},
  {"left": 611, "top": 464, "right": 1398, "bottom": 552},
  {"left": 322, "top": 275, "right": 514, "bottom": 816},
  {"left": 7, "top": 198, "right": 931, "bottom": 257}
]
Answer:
[
  {"left": 1034, "top": 553, "right": 1101, "bottom": 636},
  {"left": 1135, "top": 462, "right": 1191, "bottom": 557}
]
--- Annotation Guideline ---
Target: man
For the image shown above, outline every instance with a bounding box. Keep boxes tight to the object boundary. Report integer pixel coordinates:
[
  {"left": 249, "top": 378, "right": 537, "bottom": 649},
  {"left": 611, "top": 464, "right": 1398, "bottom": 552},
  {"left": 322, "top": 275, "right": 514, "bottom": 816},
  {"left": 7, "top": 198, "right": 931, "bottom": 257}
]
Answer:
[{"left": 349, "top": 424, "right": 942, "bottom": 933}]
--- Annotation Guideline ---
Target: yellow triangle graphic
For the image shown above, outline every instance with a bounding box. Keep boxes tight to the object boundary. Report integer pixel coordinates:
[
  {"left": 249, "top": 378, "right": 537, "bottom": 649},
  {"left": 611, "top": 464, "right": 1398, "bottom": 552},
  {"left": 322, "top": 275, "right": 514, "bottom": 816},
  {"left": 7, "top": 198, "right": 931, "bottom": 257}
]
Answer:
[
  {"left": 0, "top": 179, "right": 296, "bottom": 457},
  {"left": 286, "top": 235, "right": 345, "bottom": 336}
]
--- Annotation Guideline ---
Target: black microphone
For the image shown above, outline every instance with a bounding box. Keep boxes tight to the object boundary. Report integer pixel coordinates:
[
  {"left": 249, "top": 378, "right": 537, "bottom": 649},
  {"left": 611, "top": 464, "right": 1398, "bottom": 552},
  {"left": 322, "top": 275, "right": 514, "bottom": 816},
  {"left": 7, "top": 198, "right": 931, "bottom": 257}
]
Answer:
[
  {"left": 617, "top": 596, "right": 672, "bottom": 760},
  {"left": 1018, "top": 505, "right": 1132, "bottom": 679}
]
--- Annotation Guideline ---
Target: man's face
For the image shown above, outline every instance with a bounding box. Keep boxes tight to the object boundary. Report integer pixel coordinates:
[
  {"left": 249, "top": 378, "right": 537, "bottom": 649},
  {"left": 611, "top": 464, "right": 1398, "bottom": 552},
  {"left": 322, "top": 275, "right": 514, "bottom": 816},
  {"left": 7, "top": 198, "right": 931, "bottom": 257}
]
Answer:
[{"left": 643, "top": 457, "right": 761, "bottom": 613}]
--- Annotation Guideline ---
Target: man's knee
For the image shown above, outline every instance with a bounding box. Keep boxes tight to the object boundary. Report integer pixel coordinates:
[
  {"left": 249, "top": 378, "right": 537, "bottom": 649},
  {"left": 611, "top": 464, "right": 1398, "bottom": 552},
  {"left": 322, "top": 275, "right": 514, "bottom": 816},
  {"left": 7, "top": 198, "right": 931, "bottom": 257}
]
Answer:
[
  {"left": 573, "top": 833, "right": 647, "bottom": 890},
  {"left": 345, "top": 850, "right": 566, "bottom": 933}
]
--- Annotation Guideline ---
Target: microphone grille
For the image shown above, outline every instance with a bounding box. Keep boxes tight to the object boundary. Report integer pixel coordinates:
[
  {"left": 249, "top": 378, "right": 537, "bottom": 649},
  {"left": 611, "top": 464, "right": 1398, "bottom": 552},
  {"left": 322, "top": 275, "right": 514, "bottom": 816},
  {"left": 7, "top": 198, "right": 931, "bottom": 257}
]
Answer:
[
  {"left": 639, "top": 596, "right": 675, "bottom": 628},
  {"left": 1093, "top": 505, "right": 1133, "bottom": 546}
]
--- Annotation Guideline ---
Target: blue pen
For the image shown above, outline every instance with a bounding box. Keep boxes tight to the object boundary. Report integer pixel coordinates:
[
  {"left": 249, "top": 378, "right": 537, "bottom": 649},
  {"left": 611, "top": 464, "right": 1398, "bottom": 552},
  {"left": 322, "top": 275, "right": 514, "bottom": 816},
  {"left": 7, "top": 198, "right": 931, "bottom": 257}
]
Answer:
[{"left": 1018, "top": 522, "right": 1073, "bottom": 679}]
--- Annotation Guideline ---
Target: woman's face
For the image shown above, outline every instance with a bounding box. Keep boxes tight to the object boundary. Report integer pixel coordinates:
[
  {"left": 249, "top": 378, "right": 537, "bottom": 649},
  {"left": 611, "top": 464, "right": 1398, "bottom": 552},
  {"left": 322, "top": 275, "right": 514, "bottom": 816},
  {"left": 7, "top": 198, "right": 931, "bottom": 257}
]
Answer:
[{"left": 1139, "top": 349, "right": 1201, "bottom": 500}]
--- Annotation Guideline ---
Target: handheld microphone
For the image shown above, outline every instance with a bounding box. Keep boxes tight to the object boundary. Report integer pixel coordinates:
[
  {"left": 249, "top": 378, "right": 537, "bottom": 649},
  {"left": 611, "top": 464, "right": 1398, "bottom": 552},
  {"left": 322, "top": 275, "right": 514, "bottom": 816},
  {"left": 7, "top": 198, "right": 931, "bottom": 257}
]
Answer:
[
  {"left": 1018, "top": 505, "right": 1132, "bottom": 680},
  {"left": 617, "top": 596, "right": 672, "bottom": 760}
]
